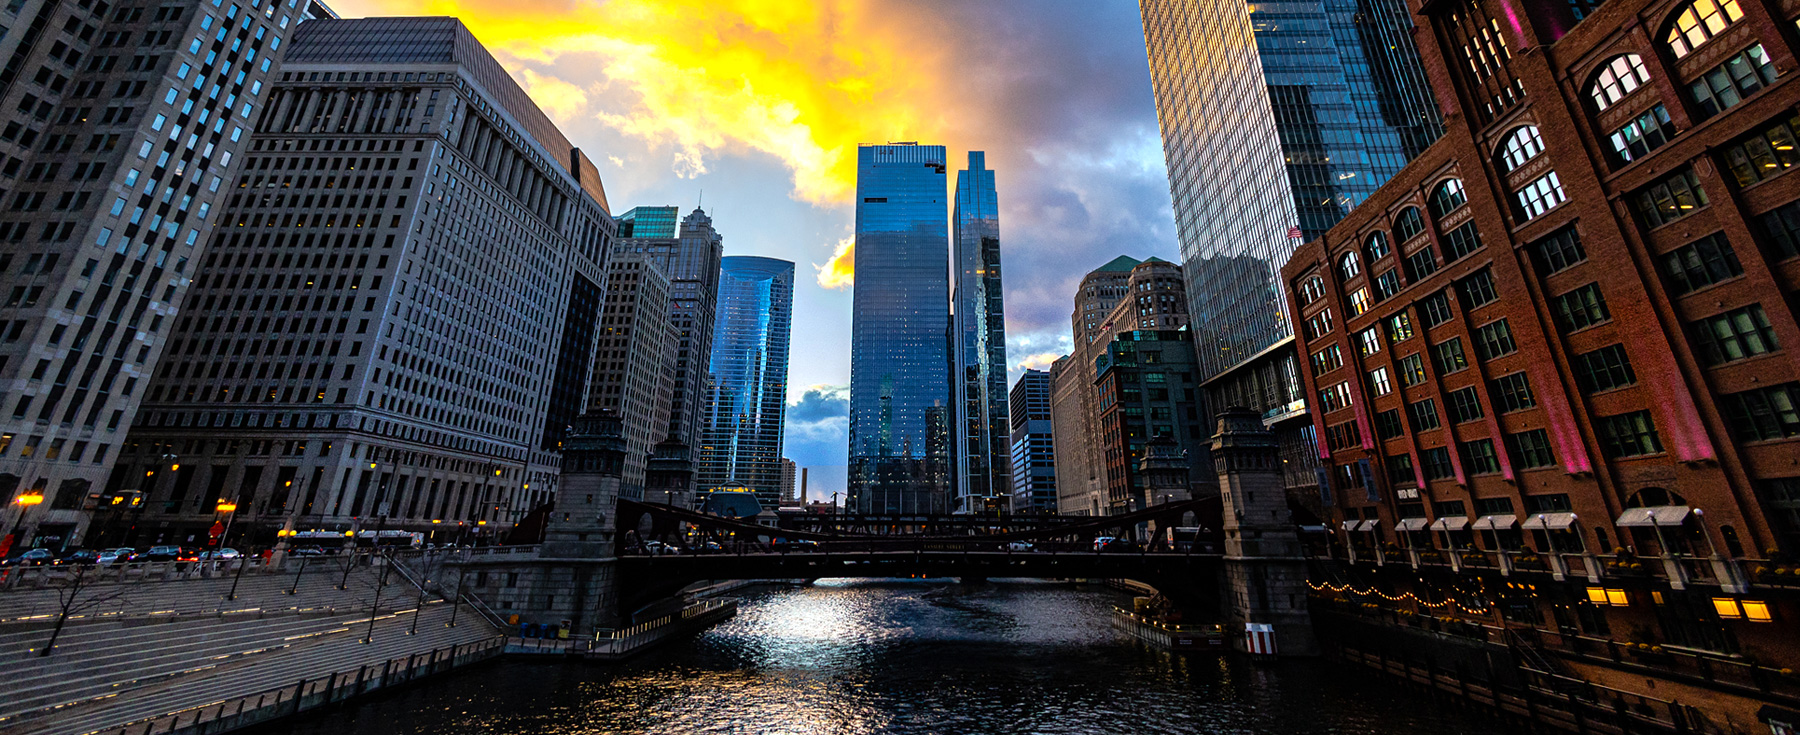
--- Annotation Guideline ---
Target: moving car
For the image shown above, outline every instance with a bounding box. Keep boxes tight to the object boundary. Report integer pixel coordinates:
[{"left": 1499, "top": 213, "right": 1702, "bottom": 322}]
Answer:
[
  {"left": 196, "top": 548, "right": 241, "bottom": 560},
  {"left": 772, "top": 539, "right": 819, "bottom": 553},
  {"left": 291, "top": 545, "right": 328, "bottom": 557},
  {"left": 2, "top": 548, "right": 56, "bottom": 566},
  {"left": 139, "top": 545, "right": 185, "bottom": 562},
  {"left": 61, "top": 549, "right": 102, "bottom": 565},
  {"left": 1093, "top": 537, "right": 1137, "bottom": 553},
  {"left": 96, "top": 548, "right": 136, "bottom": 565}
]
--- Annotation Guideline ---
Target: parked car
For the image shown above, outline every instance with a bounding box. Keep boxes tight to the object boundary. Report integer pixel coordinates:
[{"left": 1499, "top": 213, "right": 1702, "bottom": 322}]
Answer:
[
  {"left": 196, "top": 548, "right": 241, "bottom": 561},
  {"left": 139, "top": 545, "right": 185, "bottom": 562},
  {"left": 772, "top": 539, "right": 819, "bottom": 553},
  {"left": 697, "top": 541, "right": 725, "bottom": 555},
  {"left": 96, "top": 548, "right": 136, "bottom": 565},
  {"left": 1004, "top": 541, "right": 1036, "bottom": 552},
  {"left": 61, "top": 549, "right": 102, "bottom": 565},
  {"left": 1093, "top": 537, "right": 1137, "bottom": 553},
  {"left": 2, "top": 548, "right": 56, "bottom": 566},
  {"left": 291, "top": 545, "right": 328, "bottom": 557}
]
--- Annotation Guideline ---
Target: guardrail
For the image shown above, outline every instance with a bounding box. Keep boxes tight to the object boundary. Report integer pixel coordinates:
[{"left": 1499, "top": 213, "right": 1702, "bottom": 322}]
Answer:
[{"left": 88, "top": 636, "right": 506, "bottom": 735}]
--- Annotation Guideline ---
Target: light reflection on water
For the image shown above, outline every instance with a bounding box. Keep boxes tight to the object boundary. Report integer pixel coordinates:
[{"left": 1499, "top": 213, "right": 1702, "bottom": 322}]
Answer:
[{"left": 254, "top": 579, "right": 1511, "bottom": 735}]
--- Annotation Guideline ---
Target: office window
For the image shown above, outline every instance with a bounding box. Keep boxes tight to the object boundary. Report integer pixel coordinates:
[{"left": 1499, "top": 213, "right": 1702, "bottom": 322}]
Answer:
[
  {"left": 1722, "top": 112, "right": 1800, "bottom": 186},
  {"left": 1419, "top": 291, "right": 1454, "bottom": 327},
  {"left": 1398, "top": 353, "right": 1427, "bottom": 387},
  {"left": 1491, "top": 372, "right": 1536, "bottom": 412},
  {"left": 1590, "top": 54, "right": 1651, "bottom": 109},
  {"left": 1365, "top": 231, "right": 1391, "bottom": 260},
  {"left": 1552, "top": 283, "right": 1610, "bottom": 330},
  {"left": 1598, "top": 411, "right": 1664, "bottom": 456},
  {"left": 1340, "top": 252, "right": 1362, "bottom": 280},
  {"left": 1430, "top": 179, "right": 1467, "bottom": 217},
  {"left": 1387, "top": 453, "right": 1416, "bottom": 485},
  {"left": 1319, "top": 382, "right": 1354, "bottom": 412},
  {"left": 1441, "top": 221, "right": 1484, "bottom": 261},
  {"left": 1718, "top": 383, "right": 1800, "bottom": 441},
  {"left": 1607, "top": 104, "right": 1677, "bottom": 165},
  {"left": 1325, "top": 421, "right": 1362, "bottom": 450},
  {"left": 1358, "top": 328, "right": 1382, "bottom": 357},
  {"left": 1633, "top": 168, "right": 1708, "bottom": 227},
  {"left": 1421, "top": 446, "right": 1456, "bottom": 480},
  {"left": 1433, "top": 338, "right": 1469, "bottom": 375},
  {"left": 1531, "top": 226, "right": 1586, "bottom": 274},
  {"left": 1461, "top": 439, "right": 1502, "bottom": 475},
  {"left": 1311, "top": 344, "right": 1344, "bottom": 375},
  {"left": 1404, "top": 245, "right": 1438, "bottom": 282},
  {"left": 1691, "top": 304, "right": 1780, "bottom": 364},
  {"left": 1661, "top": 233, "right": 1742, "bottom": 294},
  {"left": 1374, "top": 270, "right": 1403, "bottom": 301},
  {"left": 1368, "top": 367, "right": 1393, "bottom": 396},
  {"left": 1394, "top": 207, "right": 1425, "bottom": 241},
  {"left": 1458, "top": 269, "right": 1498, "bottom": 309},
  {"left": 1410, "top": 398, "right": 1442, "bottom": 430},
  {"left": 1515, "top": 172, "right": 1567, "bottom": 221},
  {"left": 1387, "top": 313, "right": 1414, "bottom": 343},
  {"left": 1508, "top": 429, "right": 1556, "bottom": 468},
  {"left": 1475, "top": 319, "right": 1517, "bottom": 359},
  {"left": 1349, "top": 288, "right": 1372, "bottom": 316},
  {"left": 1688, "top": 44, "right": 1776, "bottom": 119},
  {"left": 1375, "top": 409, "right": 1405, "bottom": 439},
  {"left": 1756, "top": 198, "right": 1800, "bottom": 259},
  {"left": 1449, "top": 386, "right": 1485, "bottom": 423},
  {"left": 1572, "top": 344, "right": 1637, "bottom": 392},
  {"left": 1664, "top": 0, "right": 1745, "bottom": 59},
  {"left": 1498, "top": 125, "right": 1545, "bottom": 172},
  {"left": 1298, "top": 275, "right": 1327, "bottom": 305}
]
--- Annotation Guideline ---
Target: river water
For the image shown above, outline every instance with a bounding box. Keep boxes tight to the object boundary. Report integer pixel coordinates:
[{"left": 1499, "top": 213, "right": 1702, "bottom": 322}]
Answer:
[{"left": 254, "top": 579, "right": 1511, "bottom": 735}]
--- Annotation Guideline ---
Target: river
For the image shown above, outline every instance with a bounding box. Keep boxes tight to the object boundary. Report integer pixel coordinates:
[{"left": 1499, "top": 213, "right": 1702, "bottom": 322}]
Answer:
[{"left": 251, "top": 579, "right": 1513, "bottom": 734}]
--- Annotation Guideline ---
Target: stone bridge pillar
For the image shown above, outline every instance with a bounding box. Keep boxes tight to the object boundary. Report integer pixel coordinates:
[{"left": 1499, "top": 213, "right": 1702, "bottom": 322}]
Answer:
[
  {"left": 1213, "top": 406, "right": 1318, "bottom": 656},
  {"left": 451, "top": 412, "right": 626, "bottom": 636}
]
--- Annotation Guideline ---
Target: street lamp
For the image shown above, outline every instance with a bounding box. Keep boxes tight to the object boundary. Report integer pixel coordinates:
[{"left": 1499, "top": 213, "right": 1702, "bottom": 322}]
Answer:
[
  {"left": 215, "top": 498, "right": 239, "bottom": 549},
  {"left": 3, "top": 491, "right": 45, "bottom": 556}
]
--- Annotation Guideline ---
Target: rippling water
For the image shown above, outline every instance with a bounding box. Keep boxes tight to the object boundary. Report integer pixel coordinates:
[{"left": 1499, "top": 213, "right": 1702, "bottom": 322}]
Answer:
[{"left": 255, "top": 579, "right": 1511, "bottom": 735}]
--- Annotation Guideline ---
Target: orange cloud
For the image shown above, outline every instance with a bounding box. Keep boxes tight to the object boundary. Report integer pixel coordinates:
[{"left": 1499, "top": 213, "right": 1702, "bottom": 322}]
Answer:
[
  {"left": 815, "top": 236, "right": 854, "bottom": 289},
  {"left": 1012, "top": 351, "right": 1063, "bottom": 372},
  {"left": 331, "top": 0, "right": 946, "bottom": 206}
]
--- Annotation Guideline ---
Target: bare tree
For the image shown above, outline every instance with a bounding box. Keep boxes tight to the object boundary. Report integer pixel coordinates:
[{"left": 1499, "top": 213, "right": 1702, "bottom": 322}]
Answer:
[{"left": 40, "top": 564, "right": 130, "bottom": 657}]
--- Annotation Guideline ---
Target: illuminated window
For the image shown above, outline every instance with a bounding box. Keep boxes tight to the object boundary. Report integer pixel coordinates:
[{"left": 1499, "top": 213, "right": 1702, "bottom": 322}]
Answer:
[
  {"left": 1589, "top": 55, "right": 1651, "bottom": 110},
  {"left": 1713, "top": 597, "right": 1742, "bottom": 618},
  {"left": 1586, "top": 587, "right": 1609, "bottom": 604},
  {"left": 1742, "top": 600, "right": 1773, "bottom": 622},
  {"left": 1498, "top": 125, "right": 1545, "bottom": 172},
  {"left": 1605, "top": 588, "right": 1630, "bottom": 606},
  {"left": 1665, "top": 0, "right": 1745, "bottom": 59}
]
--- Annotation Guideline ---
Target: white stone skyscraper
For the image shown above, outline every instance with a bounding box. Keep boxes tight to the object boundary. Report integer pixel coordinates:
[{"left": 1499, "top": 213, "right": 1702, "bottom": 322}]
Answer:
[
  {"left": 0, "top": 0, "right": 334, "bottom": 549},
  {"left": 112, "top": 17, "right": 613, "bottom": 546},
  {"left": 951, "top": 151, "right": 1008, "bottom": 514}
]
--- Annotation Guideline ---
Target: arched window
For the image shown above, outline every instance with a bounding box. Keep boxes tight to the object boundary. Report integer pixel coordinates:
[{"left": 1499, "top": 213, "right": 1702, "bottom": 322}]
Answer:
[
  {"left": 1498, "top": 125, "right": 1546, "bottom": 173},
  {"left": 1364, "top": 231, "right": 1390, "bottom": 261},
  {"left": 1589, "top": 55, "right": 1650, "bottom": 111},
  {"left": 1394, "top": 207, "right": 1425, "bottom": 241},
  {"left": 1626, "top": 487, "right": 1688, "bottom": 508},
  {"left": 1339, "top": 252, "right": 1361, "bottom": 280},
  {"left": 1430, "top": 179, "right": 1468, "bottom": 217},
  {"left": 1665, "top": 0, "right": 1745, "bottom": 59}
]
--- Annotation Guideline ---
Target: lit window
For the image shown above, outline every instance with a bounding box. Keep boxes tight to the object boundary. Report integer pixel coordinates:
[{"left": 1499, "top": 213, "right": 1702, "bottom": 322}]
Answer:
[
  {"left": 1498, "top": 125, "right": 1545, "bottom": 172},
  {"left": 1713, "top": 597, "right": 1742, "bottom": 618},
  {"left": 1742, "top": 600, "right": 1773, "bottom": 622},
  {"left": 1605, "top": 588, "right": 1630, "bottom": 606},
  {"left": 1586, "top": 587, "right": 1609, "bottom": 604},
  {"left": 1665, "top": 0, "right": 1745, "bottom": 59},
  {"left": 1516, "top": 172, "right": 1567, "bottom": 220},
  {"left": 1589, "top": 55, "right": 1651, "bottom": 110}
]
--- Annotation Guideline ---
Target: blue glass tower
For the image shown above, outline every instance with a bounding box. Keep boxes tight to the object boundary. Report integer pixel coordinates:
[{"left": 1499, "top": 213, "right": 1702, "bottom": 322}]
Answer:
[
  {"left": 698, "top": 257, "right": 794, "bottom": 508},
  {"left": 847, "top": 143, "right": 952, "bottom": 515},
  {"left": 952, "top": 152, "right": 1011, "bottom": 513}
]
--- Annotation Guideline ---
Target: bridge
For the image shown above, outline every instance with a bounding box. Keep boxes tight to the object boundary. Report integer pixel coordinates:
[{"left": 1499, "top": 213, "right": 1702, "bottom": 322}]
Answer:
[{"left": 610, "top": 496, "right": 1226, "bottom": 611}]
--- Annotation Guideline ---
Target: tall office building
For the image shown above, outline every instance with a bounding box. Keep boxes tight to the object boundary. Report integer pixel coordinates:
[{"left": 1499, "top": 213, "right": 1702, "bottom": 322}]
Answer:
[
  {"left": 1008, "top": 369, "right": 1055, "bottom": 514},
  {"left": 613, "top": 206, "right": 722, "bottom": 465},
  {"left": 951, "top": 151, "right": 1009, "bottom": 513},
  {"left": 846, "top": 143, "right": 951, "bottom": 515},
  {"left": 109, "top": 17, "right": 614, "bottom": 545},
  {"left": 590, "top": 253, "right": 674, "bottom": 500},
  {"left": 0, "top": 0, "right": 334, "bottom": 548},
  {"left": 1139, "top": 0, "right": 1444, "bottom": 499},
  {"left": 697, "top": 255, "right": 792, "bottom": 507}
]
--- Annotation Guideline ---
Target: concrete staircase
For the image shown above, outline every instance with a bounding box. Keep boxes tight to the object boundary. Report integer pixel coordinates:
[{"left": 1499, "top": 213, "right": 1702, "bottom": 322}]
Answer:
[{"left": 0, "top": 558, "right": 499, "bottom": 735}]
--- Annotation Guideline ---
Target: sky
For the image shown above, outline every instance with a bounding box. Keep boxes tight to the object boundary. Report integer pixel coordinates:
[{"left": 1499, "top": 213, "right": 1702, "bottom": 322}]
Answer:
[{"left": 332, "top": 0, "right": 1181, "bottom": 496}]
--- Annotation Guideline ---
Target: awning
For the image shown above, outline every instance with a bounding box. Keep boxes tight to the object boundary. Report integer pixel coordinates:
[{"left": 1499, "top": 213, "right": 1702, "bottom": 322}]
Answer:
[
  {"left": 1395, "top": 517, "right": 1430, "bottom": 532},
  {"left": 1521, "top": 512, "right": 1578, "bottom": 531},
  {"left": 1472, "top": 514, "right": 1517, "bottom": 531},
  {"left": 1614, "top": 506, "right": 1691, "bottom": 528},
  {"left": 1428, "top": 516, "right": 1470, "bottom": 531},
  {"left": 1340, "top": 520, "right": 1360, "bottom": 532},
  {"left": 1357, "top": 519, "right": 1381, "bottom": 532}
]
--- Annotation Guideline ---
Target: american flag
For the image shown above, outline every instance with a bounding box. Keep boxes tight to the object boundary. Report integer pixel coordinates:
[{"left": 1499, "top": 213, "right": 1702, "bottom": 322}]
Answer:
[{"left": 1286, "top": 226, "right": 1304, "bottom": 239}]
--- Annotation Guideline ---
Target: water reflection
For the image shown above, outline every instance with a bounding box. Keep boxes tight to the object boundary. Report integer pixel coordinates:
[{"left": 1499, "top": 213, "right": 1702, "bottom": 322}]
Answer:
[{"left": 254, "top": 579, "right": 1512, "bottom": 735}]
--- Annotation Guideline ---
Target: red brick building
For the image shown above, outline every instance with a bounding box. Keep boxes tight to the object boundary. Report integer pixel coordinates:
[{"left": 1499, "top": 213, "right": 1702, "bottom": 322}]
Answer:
[{"left": 1281, "top": 0, "right": 1800, "bottom": 689}]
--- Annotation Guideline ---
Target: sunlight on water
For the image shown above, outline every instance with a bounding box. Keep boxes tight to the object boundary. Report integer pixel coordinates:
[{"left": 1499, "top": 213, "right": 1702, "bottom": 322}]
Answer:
[{"left": 254, "top": 579, "right": 1514, "bottom": 735}]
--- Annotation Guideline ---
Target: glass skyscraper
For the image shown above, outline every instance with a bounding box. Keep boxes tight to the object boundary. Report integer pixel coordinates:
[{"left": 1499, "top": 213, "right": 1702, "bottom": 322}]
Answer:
[
  {"left": 847, "top": 144, "right": 952, "bottom": 515},
  {"left": 697, "top": 257, "right": 794, "bottom": 507},
  {"left": 952, "top": 152, "right": 1010, "bottom": 514},
  {"left": 1139, "top": 0, "right": 1441, "bottom": 382}
]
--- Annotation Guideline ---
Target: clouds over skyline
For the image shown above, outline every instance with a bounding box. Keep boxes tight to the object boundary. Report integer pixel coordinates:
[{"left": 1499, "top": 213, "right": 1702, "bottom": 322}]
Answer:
[{"left": 331, "top": 0, "right": 1181, "bottom": 469}]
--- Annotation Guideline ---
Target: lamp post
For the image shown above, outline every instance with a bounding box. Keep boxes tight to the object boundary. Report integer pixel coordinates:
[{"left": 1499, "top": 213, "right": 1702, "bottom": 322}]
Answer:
[{"left": 2, "top": 491, "right": 46, "bottom": 556}]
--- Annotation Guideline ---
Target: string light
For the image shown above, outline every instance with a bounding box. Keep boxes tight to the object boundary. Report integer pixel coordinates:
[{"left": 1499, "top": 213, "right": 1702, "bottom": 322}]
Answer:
[{"left": 1306, "top": 579, "right": 1491, "bottom": 613}]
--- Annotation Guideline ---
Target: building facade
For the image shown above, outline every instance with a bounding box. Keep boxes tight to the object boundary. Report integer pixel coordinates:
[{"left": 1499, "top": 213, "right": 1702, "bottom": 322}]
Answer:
[
  {"left": 0, "top": 0, "right": 338, "bottom": 549},
  {"left": 1008, "top": 368, "right": 1055, "bottom": 514},
  {"left": 105, "top": 17, "right": 614, "bottom": 546},
  {"left": 697, "top": 255, "right": 792, "bottom": 508},
  {"left": 1138, "top": 0, "right": 1446, "bottom": 516},
  {"left": 1281, "top": 0, "right": 1800, "bottom": 688},
  {"left": 613, "top": 205, "right": 722, "bottom": 457},
  {"left": 952, "top": 151, "right": 1009, "bottom": 513},
  {"left": 1093, "top": 328, "right": 1213, "bottom": 515},
  {"left": 846, "top": 143, "right": 951, "bottom": 515},
  {"left": 591, "top": 253, "right": 673, "bottom": 500}
]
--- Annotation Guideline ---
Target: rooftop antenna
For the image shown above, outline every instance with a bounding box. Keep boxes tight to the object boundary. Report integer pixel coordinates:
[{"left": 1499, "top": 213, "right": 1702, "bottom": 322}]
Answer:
[{"left": 697, "top": 189, "right": 704, "bottom": 213}]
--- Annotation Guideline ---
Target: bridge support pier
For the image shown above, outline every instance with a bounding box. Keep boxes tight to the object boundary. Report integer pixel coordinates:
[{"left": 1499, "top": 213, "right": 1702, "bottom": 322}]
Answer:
[{"left": 1213, "top": 407, "right": 1318, "bottom": 657}]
